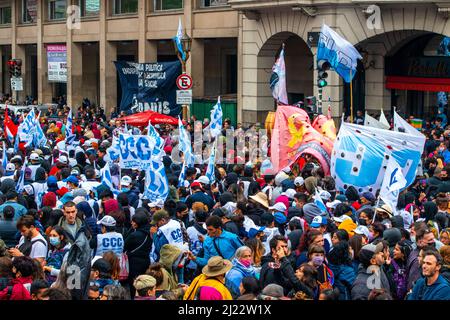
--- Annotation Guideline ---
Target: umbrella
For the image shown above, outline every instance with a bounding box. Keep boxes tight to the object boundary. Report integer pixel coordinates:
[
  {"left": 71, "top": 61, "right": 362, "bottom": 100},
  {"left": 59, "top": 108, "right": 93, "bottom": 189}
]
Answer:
[{"left": 117, "top": 111, "right": 179, "bottom": 127}]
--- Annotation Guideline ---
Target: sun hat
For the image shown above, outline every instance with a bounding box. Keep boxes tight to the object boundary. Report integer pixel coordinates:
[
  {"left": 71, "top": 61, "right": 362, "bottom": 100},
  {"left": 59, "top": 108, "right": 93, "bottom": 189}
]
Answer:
[
  {"left": 133, "top": 275, "right": 157, "bottom": 290},
  {"left": 202, "top": 256, "right": 232, "bottom": 277},
  {"left": 249, "top": 192, "right": 269, "bottom": 209}
]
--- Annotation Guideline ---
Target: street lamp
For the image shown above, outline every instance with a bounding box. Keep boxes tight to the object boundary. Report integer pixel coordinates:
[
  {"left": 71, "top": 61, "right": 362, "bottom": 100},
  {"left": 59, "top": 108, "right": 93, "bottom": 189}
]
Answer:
[{"left": 174, "top": 30, "right": 192, "bottom": 120}]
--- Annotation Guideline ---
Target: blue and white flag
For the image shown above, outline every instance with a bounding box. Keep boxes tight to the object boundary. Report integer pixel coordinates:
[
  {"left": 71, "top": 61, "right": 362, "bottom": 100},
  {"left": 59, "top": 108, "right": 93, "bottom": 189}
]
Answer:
[
  {"left": 66, "top": 108, "right": 76, "bottom": 145},
  {"left": 18, "top": 108, "right": 36, "bottom": 145},
  {"left": 178, "top": 117, "right": 195, "bottom": 167},
  {"left": 205, "top": 142, "right": 216, "bottom": 183},
  {"left": 2, "top": 141, "right": 7, "bottom": 172},
  {"left": 144, "top": 161, "right": 169, "bottom": 203},
  {"left": 209, "top": 97, "right": 223, "bottom": 138},
  {"left": 147, "top": 121, "right": 164, "bottom": 151},
  {"left": 178, "top": 162, "right": 189, "bottom": 188},
  {"left": 313, "top": 189, "right": 328, "bottom": 214},
  {"left": 101, "top": 162, "right": 119, "bottom": 195},
  {"left": 270, "top": 47, "right": 288, "bottom": 104},
  {"left": 16, "top": 159, "right": 27, "bottom": 193},
  {"left": 317, "top": 24, "right": 362, "bottom": 83},
  {"left": 34, "top": 112, "right": 47, "bottom": 148},
  {"left": 14, "top": 135, "right": 20, "bottom": 154},
  {"left": 379, "top": 158, "right": 407, "bottom": 214},
  {"left": 173, "top": 18, "right": 186, "bottom": 61},
  {"left": 106, "top": 136, "right": 121, "bottom": 163}
]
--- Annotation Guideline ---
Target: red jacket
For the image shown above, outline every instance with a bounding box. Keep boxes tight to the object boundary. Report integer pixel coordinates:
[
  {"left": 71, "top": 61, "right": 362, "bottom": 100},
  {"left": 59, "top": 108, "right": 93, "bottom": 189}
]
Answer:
[{"left": 0, "top": 276, "right": 32, "bottom": 300}]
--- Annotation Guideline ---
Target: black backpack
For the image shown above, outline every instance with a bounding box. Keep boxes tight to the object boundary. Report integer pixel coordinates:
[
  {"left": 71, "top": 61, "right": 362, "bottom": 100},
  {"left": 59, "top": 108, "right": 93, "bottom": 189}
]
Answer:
[{"left": 18, "top": 237, "right": 48, "bottom": 257}]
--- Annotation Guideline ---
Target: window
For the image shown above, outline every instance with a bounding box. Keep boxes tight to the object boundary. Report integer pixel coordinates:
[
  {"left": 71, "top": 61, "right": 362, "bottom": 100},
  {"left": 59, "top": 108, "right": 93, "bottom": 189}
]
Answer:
[
  {"left": 22, "top": 0, "right": 37, "bottom": 23},
  {"left": 113, "top": 0, "right": 138, "bottom": 15},
  {"left": 0, "top": 6, "right": 11, "bottom": 25},
  {"left": 201, "top": 0, "right": 228, "bottom": 8},
  {"left": 154, "top": 0, "right": 183, "bottom": 11},
  {"left": 48, "top": 0, "right": 67, "bottom": 20},
  {"left": 79, "top": 0, "right": 100, "bottom": 17}
]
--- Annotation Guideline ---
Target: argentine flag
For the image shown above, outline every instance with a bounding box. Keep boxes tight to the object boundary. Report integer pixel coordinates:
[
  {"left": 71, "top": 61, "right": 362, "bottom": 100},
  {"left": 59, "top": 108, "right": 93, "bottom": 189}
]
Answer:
[
  {"left": 270, "top": 46, "right": 288, "bottom": 105},
  {"left": 317, "top": 24, "right": 362, "bottom": 83},
  {"left": 209, "top": 97, "right": 223, "bottom": 138},
  {"left": 173, "top": 18, "right": 186, "bottom": 61},
  {"left": 16, "top": 159, "right": 27, "bottom": 193},
  {"left": 313, "top": 189, "right": 328, "bottom": 214},
  {"left": 205, "top": 142, "right": 217, "bottom": 183}
]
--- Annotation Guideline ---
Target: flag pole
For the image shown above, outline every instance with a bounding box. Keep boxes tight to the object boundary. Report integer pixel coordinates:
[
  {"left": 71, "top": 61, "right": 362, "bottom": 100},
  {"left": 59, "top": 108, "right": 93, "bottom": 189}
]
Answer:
[{"left": 350, "top": 69, "right": 353, "bottom": 124}]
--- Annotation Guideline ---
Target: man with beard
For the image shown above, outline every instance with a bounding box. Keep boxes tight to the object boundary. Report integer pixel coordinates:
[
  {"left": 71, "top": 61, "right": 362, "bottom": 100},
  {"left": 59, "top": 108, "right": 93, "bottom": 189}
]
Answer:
[{"left": 8, "top": 215, "right": 48, "bottom": 264}]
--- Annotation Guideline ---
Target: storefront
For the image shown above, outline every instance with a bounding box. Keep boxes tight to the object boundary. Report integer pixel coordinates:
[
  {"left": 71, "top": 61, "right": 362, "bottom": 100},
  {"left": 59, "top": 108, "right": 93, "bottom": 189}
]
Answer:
[{"left": 385, "top": 34, "right": 450, "bottom": 119}]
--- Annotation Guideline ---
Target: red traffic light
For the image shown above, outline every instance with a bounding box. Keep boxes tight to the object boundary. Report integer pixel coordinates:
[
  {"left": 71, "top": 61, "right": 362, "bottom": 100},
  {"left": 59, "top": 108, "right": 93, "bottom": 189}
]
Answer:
[{"left": 7, "top": 60, "right": 16, "bottom": 66}]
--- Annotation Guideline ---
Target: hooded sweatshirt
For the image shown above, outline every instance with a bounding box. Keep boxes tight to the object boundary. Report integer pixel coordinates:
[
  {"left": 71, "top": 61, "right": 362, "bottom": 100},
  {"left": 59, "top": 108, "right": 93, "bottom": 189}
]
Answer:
[
  {"left": 408, "top": 275, "right": 450, "bottom": 300},
  {"left": 225, "top": 258, "right": 257, "bottom": 298}
]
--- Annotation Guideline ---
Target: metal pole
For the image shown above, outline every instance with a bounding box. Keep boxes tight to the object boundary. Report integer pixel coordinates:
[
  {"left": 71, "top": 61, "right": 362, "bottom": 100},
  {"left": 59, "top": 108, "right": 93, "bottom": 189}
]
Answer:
[{"left": 181, "top": 60, "right": 188, "bottom": 121}]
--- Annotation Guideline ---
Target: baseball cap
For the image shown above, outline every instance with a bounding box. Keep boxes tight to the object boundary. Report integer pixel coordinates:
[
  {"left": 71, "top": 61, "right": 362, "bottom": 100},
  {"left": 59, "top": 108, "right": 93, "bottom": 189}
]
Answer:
[
  {"left": 190, "top": 181, "right": 203, "bottom": 189},
  {"left": 83, "top": 140, "right": 92, "bottom": 147},
  {"left": 354, "top": 225, "right": 371, "bottom": 239},
  {"left": 310, "top": 216, "right": 327, "bottom": 228},
  {"left": 133, "top": 275, "right": 157, "bottom": 290},
  {"left": 97, "top": 215, "right": 117, "bottom": 227},
  {"left": 332, "top": 215, "right": 352, "bottom": 223},
  {"left": 294, "top": 177, "right": 305, "bottom": 187},
  {"left": 335, "top": 194, "right": 348, "bottom": 202},
  {"left": 326, "top": 200, "right": 342, "bottom": 210},
  {"left": 151, "top": 210, "right": 170, "bottom": 225},
  {"left": 318, "top": 190, "right": 332, "bottom": 201},
  {"left": 269, "top": 202, "right": 287, "bottom": 213},
  {"left": 64, "top": 175, "right": 79, "bottom": 185},
  {"left": 71, "top": 168, "right": 81, "bottom": 176},
  {"left": 273, "top": 212, "right": 287, "bottom": 224},
  {"left": 248, "top": 227, "right": 266, "bottom": 239},
  {"left": 196, "top": 176, "right": 210, "bottom": 185},
  {"left": 148, "top": 199, "right": 165, "bottom": 209},
  {"left": 261, "top": 284, "right": 285, "bottom": 298},
  {"left": 30, "top": 153, "right": 40, "bottom": 161},
  {"left": 58, "top": 155, "right": 68, "bottom": 164},
  {"left": 5, "top": 163, "right": 15, "bottom": 173},
  {"left": 284, "top": 189, "right": 297, "bottom": 200},
  {"left": 120, "top": 175, "right": 132, "bottom": 187},
  {"left": 361, "top": 242, "right": 384, "bottom": 255}
]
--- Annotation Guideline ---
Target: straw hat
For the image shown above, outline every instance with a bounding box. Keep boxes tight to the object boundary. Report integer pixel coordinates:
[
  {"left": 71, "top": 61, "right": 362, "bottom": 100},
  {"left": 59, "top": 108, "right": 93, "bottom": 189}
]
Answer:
[
  {"left": 202, "top": 256, "right": 232, "bottom": 278},
  {"left": 249, "top": 192, "right": 269, "bottom": 209}
]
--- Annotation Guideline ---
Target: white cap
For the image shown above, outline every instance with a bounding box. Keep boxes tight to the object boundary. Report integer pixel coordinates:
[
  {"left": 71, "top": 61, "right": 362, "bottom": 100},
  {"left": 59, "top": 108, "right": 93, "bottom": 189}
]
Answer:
[
  {"left": 95, "top": 169, "right": 101, "bottom": 178},
  {"left": 6, "top": 163, "right": 15, "bottom": 172},
  {"left": 148, "top": 199, "right": 165, "bottom": 208},
  {"left": 269, "top": 202, "right": 287, "bottom": 213},
  {"left": 333, "top": 215, "right": 352, "bottom": 223},
  {"left": 354, "top": 225, "right": 370, "bottom": 239},
  {"left": 197, "top": 176, "right": 210, "bottom": 185},
  {"left": 284, "top": 189, "right": 297, "bottom": 200},
  {"left": 11, "top": 155, "right": 22, "bottom": 162},
  {"left": 83, "top": 140, "right": 92, "bottom": 147},
  {"left": 318, "top": 190, "right": 332, "bottom": 201},
  {"left": 121, "top": 175, "right": 132, "bottom": 186},
  {"left": 294, "top": 177, "right": 305, "bottom": 187},
  {"left": 326, "top": 200, "right": 342, "bottom": 210},
  {"left": 7, "top": 148, "right": 14, "bottom": 154},
  {"left": 59, "top": 155, "right": 68, "bottom": 164},
  {"left": 97, "top": 215, "right": 116, "bottom": 227}
]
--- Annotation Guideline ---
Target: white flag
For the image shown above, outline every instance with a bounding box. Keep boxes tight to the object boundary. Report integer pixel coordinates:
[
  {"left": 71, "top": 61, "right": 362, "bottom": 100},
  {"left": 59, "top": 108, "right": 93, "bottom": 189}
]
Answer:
[
  {"left": 379, "top": 109, "right": 390, "bottom": 128},
  {"left": 379, "top": 158, "right": 407, "bottom": 214},
  {"left": 364, "top": 112, "right": 389, "bottom": 130}
]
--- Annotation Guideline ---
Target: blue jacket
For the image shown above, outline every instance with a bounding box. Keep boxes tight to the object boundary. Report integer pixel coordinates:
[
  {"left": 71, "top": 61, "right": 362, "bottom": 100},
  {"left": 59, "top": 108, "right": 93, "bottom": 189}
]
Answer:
[
  {"left": 408, "top": 275, "right": 450, "bottom": 300},
  {"left": 225, "top": 258, "right": 256, "bottom": 298},
  {"left": 195, "top": 230, "right": 244, "bottom": 267},
  {"left": 0, "top": 201, "right": 28, "bottom": 221},
  {"left": 328, "top": 263, "right": 357, "bottom": 300}
]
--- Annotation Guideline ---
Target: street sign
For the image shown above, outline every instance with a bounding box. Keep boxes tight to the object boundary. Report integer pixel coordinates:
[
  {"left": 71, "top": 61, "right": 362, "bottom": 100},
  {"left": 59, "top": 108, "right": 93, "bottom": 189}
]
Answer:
[
  {"left": 176, "top": 74, "right": 193, "bottom": 90},
  {"left": 11, "top": 77, "right": 23, "bottom": 91},
  {"left": 177, "top": 90, "right": 192, "bottom": 105}
]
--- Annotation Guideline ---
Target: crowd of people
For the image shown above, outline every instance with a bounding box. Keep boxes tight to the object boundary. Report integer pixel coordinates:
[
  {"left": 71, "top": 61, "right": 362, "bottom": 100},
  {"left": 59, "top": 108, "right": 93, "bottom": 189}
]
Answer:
[{"left": 0, "top": 103, "right": 449, "bottom": 301}]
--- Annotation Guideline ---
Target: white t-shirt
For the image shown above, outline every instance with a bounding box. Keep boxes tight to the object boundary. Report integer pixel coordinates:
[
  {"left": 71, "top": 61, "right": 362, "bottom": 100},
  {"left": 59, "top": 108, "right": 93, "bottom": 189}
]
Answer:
[{"left": 18, "top": 233, "right": 48, "bottom": 259}]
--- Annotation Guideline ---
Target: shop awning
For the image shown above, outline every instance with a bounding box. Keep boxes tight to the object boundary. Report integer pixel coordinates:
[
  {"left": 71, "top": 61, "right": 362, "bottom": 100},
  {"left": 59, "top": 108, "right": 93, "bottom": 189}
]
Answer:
[{"left": 386, "top": 76, "right": 450, "bottom": 92}]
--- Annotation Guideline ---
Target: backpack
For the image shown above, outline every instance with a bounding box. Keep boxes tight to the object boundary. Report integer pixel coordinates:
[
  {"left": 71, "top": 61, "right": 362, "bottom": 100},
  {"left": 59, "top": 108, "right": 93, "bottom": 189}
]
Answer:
[{"left": 18, "top": 237, "right": 48, "bottom": 257}]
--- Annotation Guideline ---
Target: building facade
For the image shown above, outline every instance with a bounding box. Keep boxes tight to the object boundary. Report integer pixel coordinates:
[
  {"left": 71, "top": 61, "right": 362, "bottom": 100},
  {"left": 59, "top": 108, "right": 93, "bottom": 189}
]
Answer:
[{"left": 1, "top": 0, "right": 450, "bottom": 124}]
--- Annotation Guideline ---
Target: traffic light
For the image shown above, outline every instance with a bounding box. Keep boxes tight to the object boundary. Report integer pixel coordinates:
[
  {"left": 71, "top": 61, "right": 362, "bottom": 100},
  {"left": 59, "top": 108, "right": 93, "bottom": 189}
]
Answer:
[
  {"left": 8, "top": 59, "right": 16, "bottom": 77},
  {"left": 14, "top": 59, "right": 22, "bottom": 77},
  {"left": 317, "top": 60, "right": 331, "bottom": 88},
  {"left": 7, "top": 59, "right": 22, "bottom": 77}
]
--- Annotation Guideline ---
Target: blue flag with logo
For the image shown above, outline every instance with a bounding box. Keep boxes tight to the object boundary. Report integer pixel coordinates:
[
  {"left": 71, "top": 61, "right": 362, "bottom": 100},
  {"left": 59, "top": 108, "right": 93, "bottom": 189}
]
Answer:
[
  {"left": 66, "top": 108, "right": 76, "bottom": 145},
  {"left": 205, "top": 142, "right": 217, "bottom": 183},
  {"left": 16, "top": 159, "right": 27, "bottom": 193},
  {"left": 317, "top": 24, "right": 362, "bottom": 83},
  {"left": 2, "top": 141, "right": 7, "bottom": 172}
]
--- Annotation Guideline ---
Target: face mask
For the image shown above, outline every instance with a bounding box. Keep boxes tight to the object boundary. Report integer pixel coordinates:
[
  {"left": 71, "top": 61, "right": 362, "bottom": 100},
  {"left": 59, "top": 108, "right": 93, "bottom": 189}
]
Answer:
[
  {"left": 49, "top": 237, "right": 61, "bottom": 247},
  {"left": 292, "top": 202, "right": 296, "bottom": 208},
  {"left": 122, "top": 188, "right": 130, "bottom": 193},
  {"left": 240, "top": 259, "right": 252, "bottom": 268},
  {"left": 358, "top": 218, "right": 367, "bottom": 226},
  {"left": 368, "top": 232, "right": 375, "bottom": 242},
  {"left": 410, "top": 235, "right": 416, "bottom": 243},
  {"left": 260, "top": 235, "right": 268, "bottom": 242},
  {"left": 311, "top": 256, "right": 324, "bottom": 267}
]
